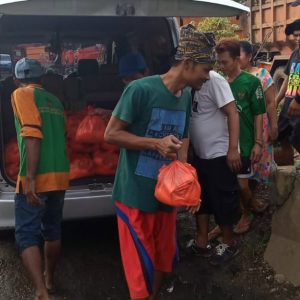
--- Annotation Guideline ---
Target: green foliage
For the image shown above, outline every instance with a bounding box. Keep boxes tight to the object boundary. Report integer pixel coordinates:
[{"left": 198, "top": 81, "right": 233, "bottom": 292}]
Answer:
[{"left": 195, "top": 17, "right": 240, "bottom": 41}]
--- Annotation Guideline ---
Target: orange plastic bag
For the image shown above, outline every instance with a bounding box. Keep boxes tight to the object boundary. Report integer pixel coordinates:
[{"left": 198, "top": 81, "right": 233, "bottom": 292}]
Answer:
[
  {"left": 75, "top": 115, "right": 106, "bottom": 144},
  {"left": 155, "top": 160, "right": 201, "bottom": 207}
]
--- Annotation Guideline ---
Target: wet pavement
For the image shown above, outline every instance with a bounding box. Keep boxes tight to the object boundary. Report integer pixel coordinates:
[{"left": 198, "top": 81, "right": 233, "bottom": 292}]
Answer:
[{"left": 0, "top": 209, "right": 300, "bottom": 300}]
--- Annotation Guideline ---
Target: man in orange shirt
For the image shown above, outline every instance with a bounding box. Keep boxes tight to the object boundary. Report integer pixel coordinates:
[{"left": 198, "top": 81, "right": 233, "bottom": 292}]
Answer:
[{"left": 12, "top": 58, "right": 69, "bottom": 300}]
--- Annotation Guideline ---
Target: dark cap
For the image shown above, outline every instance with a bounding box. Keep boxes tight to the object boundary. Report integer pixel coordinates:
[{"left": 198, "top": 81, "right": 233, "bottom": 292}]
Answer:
[
  {"left": 285, "top": 19, "right": 300, "bottom": 35},
  {"left": 118, "top": 53, "right": 147, "bottom": 77},
  {"left": 175, "top": 24, "right": 216, "bottom": 64},
  {"left": 15, "top": 58, "right": 44, "bottom": 79},
  {"left": 291, "top": 0, "right": 300, "bottom": 7}
]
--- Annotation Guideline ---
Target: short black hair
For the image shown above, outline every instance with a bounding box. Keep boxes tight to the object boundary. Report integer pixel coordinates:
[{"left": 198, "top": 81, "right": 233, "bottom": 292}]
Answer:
[
  {"left": 285, "top": 19, "right": 300, "bottom": 35},
  {"left": 239, "top": 40, "right": 253, "bottom": 56}
]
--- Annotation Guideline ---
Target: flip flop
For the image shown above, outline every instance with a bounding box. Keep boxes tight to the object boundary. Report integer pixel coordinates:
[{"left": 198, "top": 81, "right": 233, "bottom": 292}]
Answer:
[{"left": 234, "top": 213, "right": 254, "bottom": 234}]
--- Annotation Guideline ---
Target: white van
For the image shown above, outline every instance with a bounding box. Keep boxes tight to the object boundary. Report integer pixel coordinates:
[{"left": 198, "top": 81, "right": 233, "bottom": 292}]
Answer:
[{"left": 0, "top": 0, "right": 249, "bottom": 229}]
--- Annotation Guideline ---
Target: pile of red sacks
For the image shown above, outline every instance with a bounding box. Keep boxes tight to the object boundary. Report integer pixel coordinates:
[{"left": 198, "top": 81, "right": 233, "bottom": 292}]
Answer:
[
  {"left": 67, "top": 106, "right": 119, "bottom": 180},
  {"left": 4, "top": 139, "right": 20, "bottom": 181},
  {"left": 3, "top": 107, "right": 119, "bottom": 182}
]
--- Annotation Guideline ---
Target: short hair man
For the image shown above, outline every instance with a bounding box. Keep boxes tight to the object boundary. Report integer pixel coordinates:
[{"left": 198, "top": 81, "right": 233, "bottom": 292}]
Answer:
[
  {"left": 215, "top": 39, "right": 266, "bottom": 234},
  {"left": 104, "top": 24, "right": 215, "bottom": 300},
  {"left": 94, "top": 53, "right": 148, "bottom": 117},
  {"left": 188, "top": 69, "right": 241, "bottom": 265},
  {"left": 118, "top": 52, "right": 148, "bottom": 86},
  {"left": 12, "top": 58, "right": 69, "bottom": 300},
  {"left": 276, "top": 19, "right": 300, "bottom": 160}
]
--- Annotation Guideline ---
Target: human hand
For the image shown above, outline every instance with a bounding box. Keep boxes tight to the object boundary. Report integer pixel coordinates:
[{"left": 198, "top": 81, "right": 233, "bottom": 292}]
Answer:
[
  {"left": 186, "top": 201, "right": 201, "bottom": 214},
  {"left": 250, "top": 143, "right": 262, "bottom": 164},
  {"left": 288, "top": 99, "right": 300, "bottom": 117},
  {"left": 25, "top": 178, "right": 42, "bottom": 206},
  {"left": 156, "top": 135, "right": 182, "bottom": 159},
  {"left": 226, "top": 148, "right": 242, "bottom": 172}
]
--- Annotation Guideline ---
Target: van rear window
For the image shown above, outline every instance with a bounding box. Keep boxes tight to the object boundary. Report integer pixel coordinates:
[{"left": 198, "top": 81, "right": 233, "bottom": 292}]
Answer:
[{"left": 5, "top": 41, "right": 107, "bottom": 78}]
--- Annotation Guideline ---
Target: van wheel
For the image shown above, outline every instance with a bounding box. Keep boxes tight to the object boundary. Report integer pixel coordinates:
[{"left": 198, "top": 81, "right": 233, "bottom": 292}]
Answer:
[{"left": 273, "top": 66, "right": 287, "bottom": 97}]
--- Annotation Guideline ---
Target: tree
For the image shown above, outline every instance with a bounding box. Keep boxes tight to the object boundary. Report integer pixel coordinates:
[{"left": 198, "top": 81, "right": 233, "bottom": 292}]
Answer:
[{"left": 195, "top": 17, "right": 240, "bottom": 41}]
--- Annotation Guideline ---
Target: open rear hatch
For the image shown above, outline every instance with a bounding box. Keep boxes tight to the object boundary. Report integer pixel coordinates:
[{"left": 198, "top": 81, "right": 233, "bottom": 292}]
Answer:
[
  {"left": 0, "top": 0, "right": 250, "bottom": 17},
  {"left": 0, "top": 15, "right": 175, "bottom": 187}
]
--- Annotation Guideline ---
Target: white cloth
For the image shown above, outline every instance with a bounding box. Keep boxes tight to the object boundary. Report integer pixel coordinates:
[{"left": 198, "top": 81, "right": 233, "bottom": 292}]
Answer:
[{"left": 190, "top": 71, "right": 235, "bottom": 159}]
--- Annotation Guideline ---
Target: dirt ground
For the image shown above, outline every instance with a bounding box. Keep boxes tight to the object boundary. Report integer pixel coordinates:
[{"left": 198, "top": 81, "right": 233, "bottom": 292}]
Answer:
[{"left": 0, "top": 185, "right": 300, "bottom": 300}]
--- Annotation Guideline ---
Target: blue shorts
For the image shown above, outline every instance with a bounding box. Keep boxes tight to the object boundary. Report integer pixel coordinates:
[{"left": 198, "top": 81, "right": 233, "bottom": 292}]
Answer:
[{"left": 15, "top": 191, "right": 65, "bottom": 253}]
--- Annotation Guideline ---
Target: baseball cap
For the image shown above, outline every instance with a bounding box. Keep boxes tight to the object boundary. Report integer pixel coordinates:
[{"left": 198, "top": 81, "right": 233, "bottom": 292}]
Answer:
[
  {"left": 118, "top": 53, "right": 147, "bottom": 77},
  {"left": 175, "top": 24, "right": 216, "bottom": 64},
  {"left": 15, "top": 57, "right": 44, "bottom": 79},
  {"left": 291, "top": 0, "right": 300, "bottom": 7},
  {"left": 285, "top": 19, "right": 300, "bottom": 35}
]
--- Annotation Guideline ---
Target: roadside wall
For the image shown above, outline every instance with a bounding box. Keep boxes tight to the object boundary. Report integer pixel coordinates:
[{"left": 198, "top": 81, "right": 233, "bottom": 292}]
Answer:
[{"left": 265, "top": 166, "right": 300, "bottom": 286}]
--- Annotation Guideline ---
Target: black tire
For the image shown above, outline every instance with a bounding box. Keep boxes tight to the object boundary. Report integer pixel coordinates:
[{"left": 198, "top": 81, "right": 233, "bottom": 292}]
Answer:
[{"left": 273, "top": 66, "right": 287, "bottom": 97}]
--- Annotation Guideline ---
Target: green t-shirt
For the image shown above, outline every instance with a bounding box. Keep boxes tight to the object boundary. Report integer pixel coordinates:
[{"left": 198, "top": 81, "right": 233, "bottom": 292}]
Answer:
[
  {"left": 112, "top": 75, "right": 191, "bottom": 212},
  {"left": 229, "top": 71, "right": 266, "bottom": 157},
  {"left": 12, "top": 84, "right": 69, "bottom": 193}
]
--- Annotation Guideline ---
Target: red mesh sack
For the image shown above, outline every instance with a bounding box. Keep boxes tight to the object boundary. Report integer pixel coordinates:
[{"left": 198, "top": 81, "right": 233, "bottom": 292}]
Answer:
[
  {"left": 75, "top": 115, "right": 106, "bottom": 144},
  {"left": 69, "top": 154, "right": 94, "bottom": 180},
  {"left": 6, "top": 163, "right": 19, "bottom": 181},
  {"left": 4, "top": 139, "right": 20, "bottom": 181},
  {"left": 4, "top": 139, "right": 19, "bottom": 165},
  {"left": 155, "top": 160, "right": 201, "bottom": 207},
  {"left": 101, "top": 142, "right": 119, "bottom": 153},
  {"left": 93, "top": 151, "right": 119, "bottom": 175}
]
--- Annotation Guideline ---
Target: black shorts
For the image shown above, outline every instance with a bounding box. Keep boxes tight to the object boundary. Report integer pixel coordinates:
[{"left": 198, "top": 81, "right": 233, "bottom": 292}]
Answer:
[
  {"left": 237, "top": 157, "right": 253, "bottom": 179},
  {"left": 278, "top": 97, "right": 300, "bottom": 148},
  {"left": 193, "top": 155, "right": 241, "bottom": 226}
]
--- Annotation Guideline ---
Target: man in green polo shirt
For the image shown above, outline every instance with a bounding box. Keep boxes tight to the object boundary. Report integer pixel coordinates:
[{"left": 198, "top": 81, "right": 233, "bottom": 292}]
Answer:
[{"left": 216, "top": 39, "right": 266, "bottom": 235}]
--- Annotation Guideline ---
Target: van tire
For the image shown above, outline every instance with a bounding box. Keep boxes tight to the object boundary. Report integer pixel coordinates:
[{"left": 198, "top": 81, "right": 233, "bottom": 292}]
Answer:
[{"left": 273, "top": 66, "right": 287, "bottom": 97}]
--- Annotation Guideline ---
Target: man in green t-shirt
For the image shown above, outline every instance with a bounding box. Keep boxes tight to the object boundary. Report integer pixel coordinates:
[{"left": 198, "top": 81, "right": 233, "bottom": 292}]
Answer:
[
  {"left": 104, "top": 24, "right": 215, "bottom": 300},
  {"left": 216, "top": 39, "right": 266, "bottom": 235},
  {"left": 12, "top": 58, "right": 69, "bottom": 300}
]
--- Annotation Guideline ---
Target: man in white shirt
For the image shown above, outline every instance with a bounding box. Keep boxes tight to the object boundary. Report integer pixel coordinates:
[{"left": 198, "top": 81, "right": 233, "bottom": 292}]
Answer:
[{"left": 188, "top": 70, "right": 241, "bottom": 265}]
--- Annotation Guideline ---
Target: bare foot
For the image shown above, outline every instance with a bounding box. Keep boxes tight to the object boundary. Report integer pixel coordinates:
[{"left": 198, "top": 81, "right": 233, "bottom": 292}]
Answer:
[
  {"left": 44, "top": 272, "right": 54, "bottom": 293},
  {"left": 35, "top": 289, "right": 50, "bottom": 300}
]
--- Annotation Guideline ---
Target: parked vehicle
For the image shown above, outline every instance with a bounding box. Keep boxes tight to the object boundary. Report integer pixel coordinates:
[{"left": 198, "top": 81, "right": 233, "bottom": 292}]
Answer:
[
  {"left": 0, "top": 54, "right": 12, "bottom": 76},
  {"left": 248, "top": 0, "right": 300, "bottom": 94},
  {"left": 0, "top": 0, "right": 249, "bottom": 229}
]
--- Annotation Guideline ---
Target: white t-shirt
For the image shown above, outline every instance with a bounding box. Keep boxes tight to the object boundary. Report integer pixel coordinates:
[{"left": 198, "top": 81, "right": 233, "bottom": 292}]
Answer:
[{"left": 189, "top": 71, "right": 235, "bottom": 159}]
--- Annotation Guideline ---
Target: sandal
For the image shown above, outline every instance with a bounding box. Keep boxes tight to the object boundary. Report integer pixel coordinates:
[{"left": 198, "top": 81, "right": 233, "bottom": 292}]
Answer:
[
  {"left": 234, "top": 213, "right": 254, "bottom": 234},
  {"left": 208, "top": 226, "right": 222, "bottom": 241}
]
